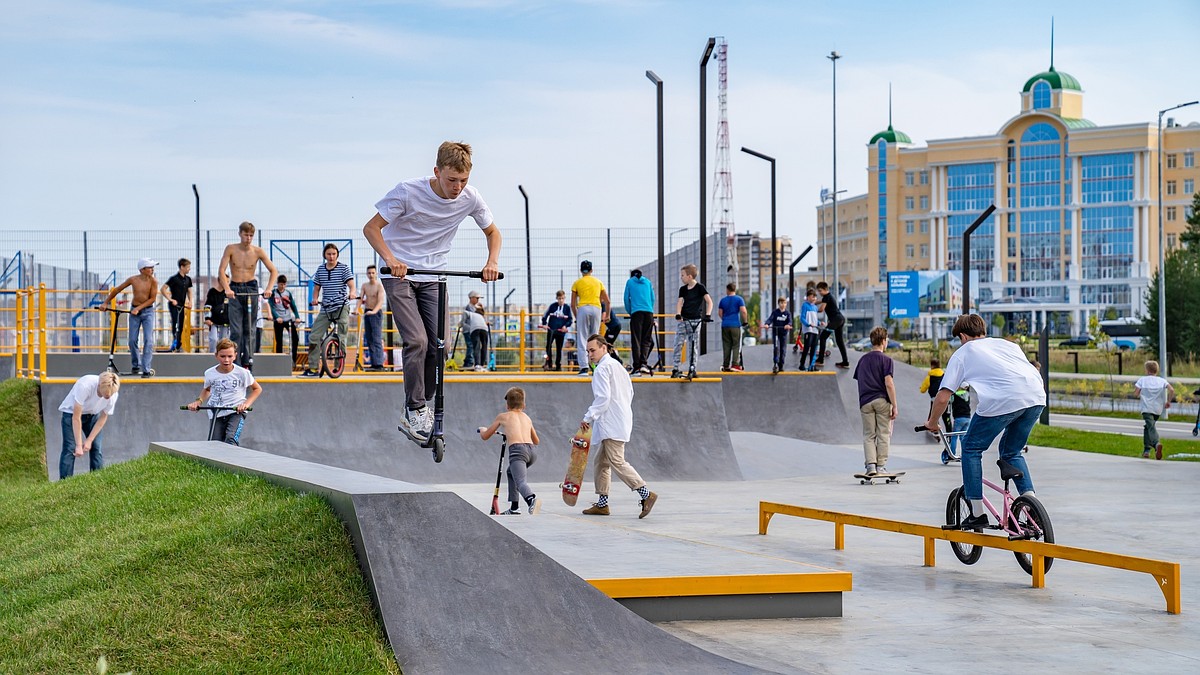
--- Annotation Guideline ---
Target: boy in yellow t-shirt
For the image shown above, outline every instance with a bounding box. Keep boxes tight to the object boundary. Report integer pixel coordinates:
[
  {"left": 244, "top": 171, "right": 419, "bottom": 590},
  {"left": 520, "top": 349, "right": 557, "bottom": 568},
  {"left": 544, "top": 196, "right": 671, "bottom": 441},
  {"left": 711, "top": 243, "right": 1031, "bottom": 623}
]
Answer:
[{"left": 570, "top": 259, "right": 609, "bottom": 375}]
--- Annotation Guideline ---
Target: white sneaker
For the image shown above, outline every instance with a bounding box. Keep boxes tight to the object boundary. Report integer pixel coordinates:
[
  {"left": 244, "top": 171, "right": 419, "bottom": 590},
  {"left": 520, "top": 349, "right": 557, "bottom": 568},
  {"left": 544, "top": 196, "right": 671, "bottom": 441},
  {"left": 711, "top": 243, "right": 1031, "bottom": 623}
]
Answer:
[{"left": 399, "top": 406, "right": 431, "bottom": 443}]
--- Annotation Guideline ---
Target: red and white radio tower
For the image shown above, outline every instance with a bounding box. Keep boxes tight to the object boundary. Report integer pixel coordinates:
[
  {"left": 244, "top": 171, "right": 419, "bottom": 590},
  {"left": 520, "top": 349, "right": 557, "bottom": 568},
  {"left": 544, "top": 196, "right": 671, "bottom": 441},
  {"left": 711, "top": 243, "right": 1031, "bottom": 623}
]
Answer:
[{"left": 709, "top": 37, "right": 736, "bottom": 281}]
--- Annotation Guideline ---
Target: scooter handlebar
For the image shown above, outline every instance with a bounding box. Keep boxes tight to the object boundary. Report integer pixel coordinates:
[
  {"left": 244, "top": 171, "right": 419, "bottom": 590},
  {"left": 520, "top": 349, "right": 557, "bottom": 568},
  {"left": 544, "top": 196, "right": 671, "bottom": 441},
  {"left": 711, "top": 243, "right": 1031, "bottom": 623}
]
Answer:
[
  {"left": 181, "top": 405, "right": 253, "bottom": 411},
  {"left": 379, "top": 267, "right": 503, "bottom": 280}
]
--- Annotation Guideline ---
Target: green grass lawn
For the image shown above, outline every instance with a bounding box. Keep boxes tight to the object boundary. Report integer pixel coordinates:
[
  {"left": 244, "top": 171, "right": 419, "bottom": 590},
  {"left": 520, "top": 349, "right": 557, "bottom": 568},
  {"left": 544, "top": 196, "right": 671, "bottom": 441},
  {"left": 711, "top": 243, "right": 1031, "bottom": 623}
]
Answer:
[
  {"left": 1028, "top": 424, "right": 1200, "bottom": 461},
  {"left": 0, "top": 379, "right": 400, "bottom": 674}
]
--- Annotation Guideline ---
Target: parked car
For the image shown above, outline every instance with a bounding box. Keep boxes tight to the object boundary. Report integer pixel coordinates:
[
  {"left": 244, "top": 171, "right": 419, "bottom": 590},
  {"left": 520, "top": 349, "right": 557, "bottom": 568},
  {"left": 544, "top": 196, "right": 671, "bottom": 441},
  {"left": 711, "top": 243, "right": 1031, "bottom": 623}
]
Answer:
[
  {"left": 850, "top": 337, "right": 903, "bottom": 351},
  {"left": 1058, "top": 335, "right": 1094, "bottom": 348}
]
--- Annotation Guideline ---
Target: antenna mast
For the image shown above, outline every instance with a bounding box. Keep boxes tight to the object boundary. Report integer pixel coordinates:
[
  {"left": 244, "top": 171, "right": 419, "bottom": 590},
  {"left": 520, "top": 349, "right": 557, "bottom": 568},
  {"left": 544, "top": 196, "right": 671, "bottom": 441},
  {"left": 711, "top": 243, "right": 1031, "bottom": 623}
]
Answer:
[{"left": 710, "top": 37, "right": 737, "bottom": 282}]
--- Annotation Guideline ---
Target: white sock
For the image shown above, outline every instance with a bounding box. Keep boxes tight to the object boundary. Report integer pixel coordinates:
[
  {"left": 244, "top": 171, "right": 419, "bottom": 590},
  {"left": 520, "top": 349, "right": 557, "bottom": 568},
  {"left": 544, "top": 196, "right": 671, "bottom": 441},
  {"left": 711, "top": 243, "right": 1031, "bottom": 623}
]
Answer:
[
  {"left": 1021, "top": 490, "right": 1037, "bottom": 498},
  {"left": 970, "top": 499, "right": 985, "bottom": 516}
]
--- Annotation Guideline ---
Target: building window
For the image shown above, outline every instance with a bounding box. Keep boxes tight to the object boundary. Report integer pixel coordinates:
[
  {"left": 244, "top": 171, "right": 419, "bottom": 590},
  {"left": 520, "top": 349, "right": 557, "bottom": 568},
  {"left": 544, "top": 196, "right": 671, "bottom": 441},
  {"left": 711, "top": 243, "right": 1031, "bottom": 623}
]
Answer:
[
  {"left": 1167, "top": 206, "right": 1177, "bottom": 221},
  {"left": 920, "top": 170, "right": 929, "bottom": 185},
  {"left": 1186, "top": 179, "right": 1195, "bottom": 195},
  {"left": 905, "top": 171, "right": 915, "bottom": 186},
  {"left": 905, "top": 221, "right": 914, "bottom": 235},
  {"left": 1168, "top": 233, "right": 1177, "bottom": 249},
  {"left": 1032, "top": 81, "right": 1051, "bottom": 110},
  {"left": 1185, "top": 152, "right": 1195, "bottom": 168},
  {"left": 920, "top": 219, "right": 929, "bottom": 233},
  {"left": 920, "top": 195, "right": 929, "bottom": 210},
  {"left": 920, "top": 244, "right": 928, "bottom": 258},
  {"left": 905, "top": 244, "right": 914, "bottom": 258},
  {"left": 1167, "top": 180, "right": 1177, "bottom": 195},
  {"left": 1167, "top": 154, "right": 1177, "bottom": 169},
  {"left": 905, "top": 196, "right": 915, "bottom": 210},
  {"left": 1008, "top": 262, "right": 1018, "bottom": 282},
  {"left": 1008, "top": 238, "right": 1017, "bottom": 257}
]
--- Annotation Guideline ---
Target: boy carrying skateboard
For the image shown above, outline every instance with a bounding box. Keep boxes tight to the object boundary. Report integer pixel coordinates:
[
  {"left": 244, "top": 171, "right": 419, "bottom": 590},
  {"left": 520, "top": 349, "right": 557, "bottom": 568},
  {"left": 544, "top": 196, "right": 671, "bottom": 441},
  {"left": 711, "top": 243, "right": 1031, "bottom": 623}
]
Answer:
[
  {"left": 479, "top": 387, "right": 541, "bottom": 515},
  {"left": 580, "top": 334, "right": 657, "bottom": 518}
]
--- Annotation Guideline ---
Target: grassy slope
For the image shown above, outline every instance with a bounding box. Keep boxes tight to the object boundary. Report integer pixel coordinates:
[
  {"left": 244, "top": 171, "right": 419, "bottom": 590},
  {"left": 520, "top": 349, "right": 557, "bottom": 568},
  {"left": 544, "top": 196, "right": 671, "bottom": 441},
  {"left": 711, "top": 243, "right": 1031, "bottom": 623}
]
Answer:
[
  {"left": 0, "top": 378, "right": 48, "bottom": 485},
  {"left": 0, "top": 380, "right": 399, "bottom": 674}
]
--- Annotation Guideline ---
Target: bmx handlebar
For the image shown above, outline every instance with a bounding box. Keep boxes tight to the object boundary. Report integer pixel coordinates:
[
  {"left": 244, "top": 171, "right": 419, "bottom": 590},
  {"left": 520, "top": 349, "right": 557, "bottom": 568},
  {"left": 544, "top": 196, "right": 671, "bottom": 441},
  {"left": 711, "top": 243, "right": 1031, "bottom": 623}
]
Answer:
[
  {"left": 181, "top": 405, "right": 253, "bottom": 411},
  {"left": 379, "top": 267, "right": 503, "bottom": 280}
]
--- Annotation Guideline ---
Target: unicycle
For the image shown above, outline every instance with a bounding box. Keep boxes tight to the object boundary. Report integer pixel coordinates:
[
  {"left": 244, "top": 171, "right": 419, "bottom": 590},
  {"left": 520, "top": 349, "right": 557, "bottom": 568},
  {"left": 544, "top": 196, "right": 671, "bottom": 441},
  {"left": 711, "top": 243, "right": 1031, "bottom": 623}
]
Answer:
[{"left": 380, "top": 266, "right": 503, "bottom": 463}]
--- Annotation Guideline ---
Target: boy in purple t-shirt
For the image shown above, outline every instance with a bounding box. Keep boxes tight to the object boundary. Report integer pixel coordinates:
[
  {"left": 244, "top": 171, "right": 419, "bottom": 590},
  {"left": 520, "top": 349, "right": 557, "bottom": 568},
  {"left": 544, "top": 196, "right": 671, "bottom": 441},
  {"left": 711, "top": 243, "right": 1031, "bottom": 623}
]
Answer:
[{"left": 852, "top": 326, "right": 897, "bottom": 475}]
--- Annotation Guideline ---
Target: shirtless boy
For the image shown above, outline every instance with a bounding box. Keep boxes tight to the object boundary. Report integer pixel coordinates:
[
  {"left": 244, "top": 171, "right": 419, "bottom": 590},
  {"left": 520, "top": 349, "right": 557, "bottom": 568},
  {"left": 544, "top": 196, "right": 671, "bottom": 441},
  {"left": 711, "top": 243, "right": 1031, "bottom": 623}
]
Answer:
[
  {"left": 360, "top": 264, "right": 387, "bottom": 371},
  {"left": 217, "top": 221, "right": 278, "bottom": 368},
  {"left": 479, "top": 386, "right": 541, "bottom": 515},
  {"left": 104, "top": 258, "right": 160, "bottom": 377}
]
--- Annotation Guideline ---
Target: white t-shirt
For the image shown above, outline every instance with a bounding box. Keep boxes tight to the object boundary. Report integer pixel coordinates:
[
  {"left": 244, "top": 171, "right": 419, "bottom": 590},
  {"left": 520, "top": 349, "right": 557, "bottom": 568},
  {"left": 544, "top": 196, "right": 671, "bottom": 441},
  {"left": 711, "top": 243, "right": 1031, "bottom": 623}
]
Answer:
[
  {"left": 940, "top": 337, "right": 1044, "bottom": 417},
  {"left": 204, "top": 364, "right": 256, "bottom": 418},
  {"left": 58, "top": 374, "right": 118, "bottom": 416},
  {"left": 375, "top": 177, "right": 493, "bottom": 282},
  {"left": 1135, "top": 375, "right": 1170, "bottom": 415}
]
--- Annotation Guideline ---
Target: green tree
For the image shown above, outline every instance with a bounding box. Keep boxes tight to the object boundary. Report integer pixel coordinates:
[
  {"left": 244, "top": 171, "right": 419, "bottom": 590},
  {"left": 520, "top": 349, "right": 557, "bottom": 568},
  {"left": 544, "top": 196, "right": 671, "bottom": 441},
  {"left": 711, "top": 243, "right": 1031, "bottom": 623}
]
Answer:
[
  {"left": 1143, "top": 246, "right": 1200, "bottom": 361},
  {"left": 1182, "top": 191, "right": 1200, "bottom": 249}
]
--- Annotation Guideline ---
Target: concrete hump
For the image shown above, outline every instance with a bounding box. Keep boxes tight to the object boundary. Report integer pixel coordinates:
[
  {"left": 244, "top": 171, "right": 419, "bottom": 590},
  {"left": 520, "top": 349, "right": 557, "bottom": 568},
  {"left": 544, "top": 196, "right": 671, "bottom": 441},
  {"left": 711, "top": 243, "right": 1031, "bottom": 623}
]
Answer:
[
  {"left": 720, "top": 374, "right": 856, "bottom": 445},
  {"left": 150, "top": 441, "right": 772, "bottom": 675},
  {"left": 45, "top": 379, "right": 743, "bottom": 483}
]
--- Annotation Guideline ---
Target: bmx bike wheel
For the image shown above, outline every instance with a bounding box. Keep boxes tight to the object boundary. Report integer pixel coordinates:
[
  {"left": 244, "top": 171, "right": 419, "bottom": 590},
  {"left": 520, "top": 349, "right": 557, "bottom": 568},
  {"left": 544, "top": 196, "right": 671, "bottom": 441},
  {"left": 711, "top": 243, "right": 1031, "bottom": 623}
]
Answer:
[
  {"left": 323, "top": 337, "right": 346, "bottom": 379},
  {"left": 1011, "top": 494, "right": 1054, "bottom": 575},
  {"left": 945, "top": 487, "right": 983, "bottom": 565}
]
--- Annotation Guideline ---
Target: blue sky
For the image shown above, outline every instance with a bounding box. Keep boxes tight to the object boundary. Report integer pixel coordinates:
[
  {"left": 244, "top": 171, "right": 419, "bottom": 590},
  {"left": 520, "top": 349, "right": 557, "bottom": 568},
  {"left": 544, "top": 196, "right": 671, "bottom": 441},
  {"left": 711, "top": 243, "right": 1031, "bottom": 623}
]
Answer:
[{"left": 2, "top": 0, "right": 1198, "bottom": 261}]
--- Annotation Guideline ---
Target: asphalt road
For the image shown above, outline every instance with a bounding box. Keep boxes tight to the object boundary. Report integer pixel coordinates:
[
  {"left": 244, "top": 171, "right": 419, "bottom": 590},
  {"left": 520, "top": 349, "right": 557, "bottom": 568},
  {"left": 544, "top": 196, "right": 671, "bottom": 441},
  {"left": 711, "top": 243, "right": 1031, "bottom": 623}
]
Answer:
[{"left": 1050, "top": 412, "right": 1199, "bottom": 441}]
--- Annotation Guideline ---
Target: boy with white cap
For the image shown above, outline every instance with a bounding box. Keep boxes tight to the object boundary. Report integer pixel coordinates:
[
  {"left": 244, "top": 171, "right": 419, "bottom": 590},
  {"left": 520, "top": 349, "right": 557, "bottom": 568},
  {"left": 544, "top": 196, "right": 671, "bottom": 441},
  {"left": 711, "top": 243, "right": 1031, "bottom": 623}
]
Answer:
[{"left": 104, "top": 258, "right": 160, "bottom": 378}]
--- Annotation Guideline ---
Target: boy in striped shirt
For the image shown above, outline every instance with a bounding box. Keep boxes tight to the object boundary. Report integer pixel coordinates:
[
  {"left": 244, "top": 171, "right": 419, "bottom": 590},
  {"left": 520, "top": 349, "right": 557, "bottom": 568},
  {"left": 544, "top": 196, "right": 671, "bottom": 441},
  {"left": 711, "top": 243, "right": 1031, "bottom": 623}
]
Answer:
[{"left": 302, "top": 243, "right": 356, "bottom": 376}]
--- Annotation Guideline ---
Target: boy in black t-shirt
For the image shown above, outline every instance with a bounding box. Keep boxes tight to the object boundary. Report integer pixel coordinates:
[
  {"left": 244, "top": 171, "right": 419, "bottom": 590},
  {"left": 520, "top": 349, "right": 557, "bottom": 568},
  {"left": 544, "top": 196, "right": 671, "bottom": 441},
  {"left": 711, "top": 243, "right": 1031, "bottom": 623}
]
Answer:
[
  {"left": 671, "top": 264, "right": 712, "bottom": 378},
  {"left": 203, "top": 286, "right": 230, "bottom": 353},
  {"left": 762, "top": 296, "right": 793, "bottom": 374},
  {"left": 815, "top": 280, "right": 849, "bottom": 369},
  {"left": 161, "top": 258, "right": 194, "bottom": 352}
]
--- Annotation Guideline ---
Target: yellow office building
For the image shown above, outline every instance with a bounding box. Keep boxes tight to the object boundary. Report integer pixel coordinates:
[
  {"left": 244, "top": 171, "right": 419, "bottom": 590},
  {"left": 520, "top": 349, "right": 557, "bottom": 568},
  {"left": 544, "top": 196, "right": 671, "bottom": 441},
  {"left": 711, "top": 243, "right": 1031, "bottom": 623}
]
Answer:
[{"left": 817, "top": 60, "right": 1200, "bottom": 336}]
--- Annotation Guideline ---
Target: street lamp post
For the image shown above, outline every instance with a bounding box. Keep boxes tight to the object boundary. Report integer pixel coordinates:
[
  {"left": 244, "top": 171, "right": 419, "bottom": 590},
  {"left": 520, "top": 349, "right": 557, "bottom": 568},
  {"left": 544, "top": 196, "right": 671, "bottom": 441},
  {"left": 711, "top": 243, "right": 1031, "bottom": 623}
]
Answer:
[
  {"left": 1157, "top": 100, "right": 1199, "bottom": 375},
  {"left": 518, "top": 185, "right": 532, "bottom": 315},
  {"left": 646, "top": 70, "right": 666, "bottom": 371},
  {"left": 668, "top": 227, "right": 689, "bottom": 251},
  {"left": 828, "top": 50, "right": 841, "bottom": 294},
  {"left": 820, "top": 188, "right": 846, "bottom": 287},
  {"left": 699, "top": 37, "right": 716, "bottom": 355},
  {"left": 741, "top": 147, "right": 777, "bottom": 305}
]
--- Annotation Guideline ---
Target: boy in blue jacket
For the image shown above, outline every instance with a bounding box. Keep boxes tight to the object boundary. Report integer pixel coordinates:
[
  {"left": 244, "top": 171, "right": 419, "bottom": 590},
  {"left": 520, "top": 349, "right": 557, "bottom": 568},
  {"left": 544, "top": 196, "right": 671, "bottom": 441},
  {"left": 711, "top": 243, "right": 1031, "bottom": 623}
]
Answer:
[
  {"left": 762, "top": 296, "right": 793, "bottom": 374},
  {"left": 798, "top": 289, "right": 821, "bottom": 371},
  {"left": 540, "top": 290, "right": 573, "bottom": 371},
  {"left": 623, "top": 269, "right": 656, "bottom": 376}
]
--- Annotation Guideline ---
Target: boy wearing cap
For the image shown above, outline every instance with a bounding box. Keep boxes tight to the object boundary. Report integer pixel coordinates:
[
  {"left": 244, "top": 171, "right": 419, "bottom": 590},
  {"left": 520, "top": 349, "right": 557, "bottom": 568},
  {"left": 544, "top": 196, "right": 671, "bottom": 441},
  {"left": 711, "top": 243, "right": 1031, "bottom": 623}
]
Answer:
[
  {"left": 104, "top": 259, "right": 160, "bottom": 377},
  {"left": 462, "top": 290, "right": 489, "bottom": 371},
  {"left": 362, "top": 141, "right": 502, "bottom": 447},
  {"left": 571, "top": 259, "right": 609, "bottom": 375}
]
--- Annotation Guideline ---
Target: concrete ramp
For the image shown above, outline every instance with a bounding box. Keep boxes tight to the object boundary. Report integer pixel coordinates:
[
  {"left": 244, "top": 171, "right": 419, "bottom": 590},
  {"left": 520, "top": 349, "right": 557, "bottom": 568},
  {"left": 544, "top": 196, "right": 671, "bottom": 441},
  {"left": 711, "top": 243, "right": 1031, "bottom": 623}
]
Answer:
[
  {"left": 150, "top": 441, "right": 771, "bottom": 675},
  {"left": 45, "top": 378, "right": 742, "bottom": 483},
  {"left": 717, "top": 372, "right": 857, "bottom": 445}
]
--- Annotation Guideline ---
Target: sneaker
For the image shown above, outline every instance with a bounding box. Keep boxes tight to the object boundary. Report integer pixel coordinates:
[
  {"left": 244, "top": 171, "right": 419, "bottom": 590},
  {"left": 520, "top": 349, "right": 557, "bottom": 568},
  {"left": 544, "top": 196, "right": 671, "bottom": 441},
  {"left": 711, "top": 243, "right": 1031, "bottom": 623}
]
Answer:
[
  {"left": 398, "top": 406, "right": 431, "bottom": 443},
  {"left": 141, "top": 370, "right": 153, "bottom": 378},
  {"left": 813, "top": 361, "right": 824, "bottom": 370},
  {"left": 721, "top": 366, "right": 731, "bottom": 372},
  {"left": 771, "top": 365, "right": 779, "bottom": 375},
  {"left": 1142, "top": 450, "right": 1151, "bottom": 459},
  {"left": 582, "top": 503, "right": 610, "bottom": 516},
  {"left": 865, "top": 464, "right": 877, "bottom": 477},
  {"left": 836, "top": 362, "right": 850, "bottom": 369},
  {"left": 875, "top": 465, "right": 888, "bottom": 475},
  {"left": 670, "top": 368, "right": 682, "bottom": 379},
  {"left": 686, "top": 370, "right": 697, "bottom": 380},
  {"left": 527, "top": 496, "right": 541, "bottom": 515},
  {"left": 961, "top": 513, "right": 989, "bottom": 530},
  {"left": 731, "top": 365, "right": 744, "bottom": 371},
  {"left": 638, "top": 491, "right": 658, "bottom": 519},
  {"left": 300, "top": 370, "right": 319, "bottom": 378},
  {"left": 130, "top": 366, "right": 141, "bottom": 375},
  {"left": 1155, "top": 443, "right": 1163, "bottom": 460},
  {"left": 577, "top": 367, "right": 590, "bottom": 376},
  {"left": 500, "top": 508, "right": 521, "bottom": 515}
]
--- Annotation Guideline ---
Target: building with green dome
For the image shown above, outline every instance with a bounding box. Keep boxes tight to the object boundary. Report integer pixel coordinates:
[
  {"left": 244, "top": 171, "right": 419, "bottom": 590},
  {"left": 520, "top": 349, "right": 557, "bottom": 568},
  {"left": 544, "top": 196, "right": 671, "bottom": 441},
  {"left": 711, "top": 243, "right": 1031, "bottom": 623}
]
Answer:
[{"left": 816, "top": 60, "right": 1200, "bottom": 338}]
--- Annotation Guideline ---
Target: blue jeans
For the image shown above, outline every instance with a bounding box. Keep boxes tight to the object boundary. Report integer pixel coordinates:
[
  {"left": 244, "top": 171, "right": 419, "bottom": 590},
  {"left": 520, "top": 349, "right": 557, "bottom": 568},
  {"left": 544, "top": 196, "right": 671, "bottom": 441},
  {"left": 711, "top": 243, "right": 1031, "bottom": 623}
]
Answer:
[
  {"left": 128, "top": 309, "right": 154, "bottom": 372},
  {"left": 364, "top": 312, "right": 385, "bottom": 367},
  {"left": 952, "top": 416, "right": 971, "bottom": 455},
  {"left": 960, "top": 405, "right": 1042, "bottom": 500},
  {"left": 59, "top": 411, "right": 103, "bottom": 479}
]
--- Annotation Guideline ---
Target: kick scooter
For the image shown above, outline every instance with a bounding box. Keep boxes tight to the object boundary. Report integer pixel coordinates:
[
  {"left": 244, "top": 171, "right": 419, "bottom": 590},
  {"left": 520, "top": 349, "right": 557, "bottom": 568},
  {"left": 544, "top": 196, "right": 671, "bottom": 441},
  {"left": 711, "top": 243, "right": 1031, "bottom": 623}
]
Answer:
[
  {"left": 100, "top": 306, "right": 144, "bottom": 377},
  {"left": 380, "top": 266, "right": 502, "bottom": 463},
  {"left": 180, "top": 404, "right": 254, "bottom": 444}
]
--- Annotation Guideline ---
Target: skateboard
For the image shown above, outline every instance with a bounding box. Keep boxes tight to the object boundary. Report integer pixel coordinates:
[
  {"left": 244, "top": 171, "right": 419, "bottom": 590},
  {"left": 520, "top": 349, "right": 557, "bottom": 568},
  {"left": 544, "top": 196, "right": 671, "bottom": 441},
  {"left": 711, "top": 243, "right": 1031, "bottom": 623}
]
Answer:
[
  {"left": 853, "top": 471, "right": 906, "bottom": 485},
  {"left": 560, "top": 423, "right": 593, "bottom": 506}
]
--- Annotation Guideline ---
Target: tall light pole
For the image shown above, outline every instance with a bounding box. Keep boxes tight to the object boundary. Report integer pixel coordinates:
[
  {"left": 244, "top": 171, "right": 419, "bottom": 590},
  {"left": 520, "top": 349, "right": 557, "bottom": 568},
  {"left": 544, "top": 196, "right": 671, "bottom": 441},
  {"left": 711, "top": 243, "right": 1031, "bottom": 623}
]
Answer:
[
  {"left": 668, "top": 227, "right": 689, "bottom": 251},
  {"left": 699, "top": 37, "right": 716, "bottom": 355},
  {"left": 828, "top": 50, "right": 842, "bottom": 295},
  {"left": 647, "top": 69, "right": 666, "bottom": 371},
  {"left": 1157, "top": 100, "right": 1199, "bottom": 375},
  {"left": 741, "top": 146, "right": 777, "bottom": 304},
  {"left": 518, "top": 185, "right": 532, "bottom": 315}
]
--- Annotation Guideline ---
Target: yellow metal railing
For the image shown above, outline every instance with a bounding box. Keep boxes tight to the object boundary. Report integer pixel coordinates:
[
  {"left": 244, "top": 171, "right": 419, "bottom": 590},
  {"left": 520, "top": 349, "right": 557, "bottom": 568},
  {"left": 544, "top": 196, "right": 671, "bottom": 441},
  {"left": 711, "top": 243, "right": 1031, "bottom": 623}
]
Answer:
[{"left": 758, "top": 501, "right": 1181, "bottom": 614}]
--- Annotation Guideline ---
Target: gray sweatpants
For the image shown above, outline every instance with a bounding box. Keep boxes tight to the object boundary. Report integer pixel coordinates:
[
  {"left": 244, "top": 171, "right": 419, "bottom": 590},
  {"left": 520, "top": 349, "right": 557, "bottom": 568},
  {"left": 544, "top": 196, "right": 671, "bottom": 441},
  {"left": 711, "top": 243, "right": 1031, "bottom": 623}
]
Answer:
[
  {"left": 383, "top": 278, "right": 448, "bottom": 409},
  {"left": 506, "top": 442, "right": 537, "bottom": 503},
  {"left": 575, "top": 304, "right": 602, "bottom": 368}
]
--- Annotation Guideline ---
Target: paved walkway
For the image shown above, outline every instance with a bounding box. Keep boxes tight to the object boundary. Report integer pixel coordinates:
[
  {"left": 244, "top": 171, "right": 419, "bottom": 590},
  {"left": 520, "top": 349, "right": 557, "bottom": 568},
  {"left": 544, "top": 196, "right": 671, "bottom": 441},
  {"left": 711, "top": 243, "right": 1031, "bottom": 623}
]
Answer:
[{"left": 438, "top": 435, "right": 1200, "bottom": 673}]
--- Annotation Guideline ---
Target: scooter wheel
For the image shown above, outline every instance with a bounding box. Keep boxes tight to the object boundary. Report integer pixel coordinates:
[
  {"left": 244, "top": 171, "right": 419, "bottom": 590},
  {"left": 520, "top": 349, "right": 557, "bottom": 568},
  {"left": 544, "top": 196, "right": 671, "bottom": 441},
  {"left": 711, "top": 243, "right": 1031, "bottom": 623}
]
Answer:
[
  {"left": 941, "top": 450, "right": 951, "bottom": 465},
  {"left": 432, "top": 437, "right": 445, "bottom": 463},
  {"left": 1193, "top": 427, "right": 1198, "bottom": 437}
]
